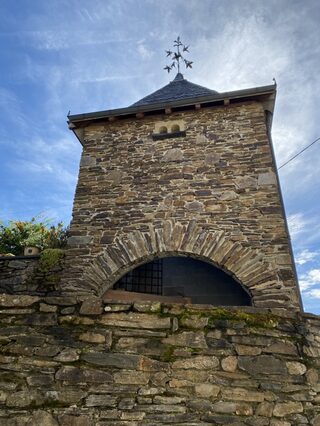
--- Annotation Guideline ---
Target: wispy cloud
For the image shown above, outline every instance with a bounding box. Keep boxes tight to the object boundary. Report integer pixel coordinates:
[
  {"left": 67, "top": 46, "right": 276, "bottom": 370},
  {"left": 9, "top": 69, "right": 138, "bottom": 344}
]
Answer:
[
  {"left": 299, "top": 269, "right": 320, "bottom": 292},
  {"left": 296, "top": 249, "right": 319, "bottom": 266},
  {"left": 287, "top": 213, "right": 309, "bottom": 238}
]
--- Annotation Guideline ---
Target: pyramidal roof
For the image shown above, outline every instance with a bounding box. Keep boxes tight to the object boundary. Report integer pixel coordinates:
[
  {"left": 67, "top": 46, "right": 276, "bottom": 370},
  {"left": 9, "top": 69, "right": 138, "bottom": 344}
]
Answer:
[{"left": 131, "top": 73, "right": 218, "bottom": 107}]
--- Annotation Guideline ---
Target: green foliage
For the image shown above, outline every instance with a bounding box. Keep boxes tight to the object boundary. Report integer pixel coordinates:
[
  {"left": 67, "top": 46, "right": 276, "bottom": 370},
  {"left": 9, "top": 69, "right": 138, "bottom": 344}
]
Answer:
[
  {"left": 38, "top": 249, "right": 65, "bottom": 272},
  {"left": 0, "top": 216, "right": 69, "bottom": 256}
]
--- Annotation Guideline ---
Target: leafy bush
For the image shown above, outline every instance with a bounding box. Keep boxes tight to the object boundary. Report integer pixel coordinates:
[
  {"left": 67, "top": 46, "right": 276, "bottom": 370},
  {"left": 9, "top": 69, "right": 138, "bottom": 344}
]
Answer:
[{"left": 0, "top": 217, "right": 69, "bottom": 256}]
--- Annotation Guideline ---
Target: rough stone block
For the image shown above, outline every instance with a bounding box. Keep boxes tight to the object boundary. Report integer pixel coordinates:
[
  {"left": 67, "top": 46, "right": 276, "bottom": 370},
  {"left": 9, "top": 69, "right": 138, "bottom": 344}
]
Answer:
[
  {"left": 82, "top": 352, "right": 141, "bottom": 369},
  {"left": 238, "top": 355, "right": 287, "bottom": 376},
  {"left": 55, "top": 366, "right": 113, "bottom": 383},
  {"left": 100, "top": 312, "right": 171, "bottom": 329},
  {"left": 163, "top": 331, "right": 207, "bottom": 348},
  {"left": 172, "top": 356, "right": 219, "bottom": 370},
  {"left": 273, "top": 401, "right": 303, "bottom": 417}
]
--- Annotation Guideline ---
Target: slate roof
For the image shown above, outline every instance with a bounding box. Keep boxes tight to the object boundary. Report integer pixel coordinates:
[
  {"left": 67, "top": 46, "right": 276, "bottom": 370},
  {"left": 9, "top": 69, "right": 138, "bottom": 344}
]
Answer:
[{"left": 131, "top": 73, "right": 218, "bottom": 107}]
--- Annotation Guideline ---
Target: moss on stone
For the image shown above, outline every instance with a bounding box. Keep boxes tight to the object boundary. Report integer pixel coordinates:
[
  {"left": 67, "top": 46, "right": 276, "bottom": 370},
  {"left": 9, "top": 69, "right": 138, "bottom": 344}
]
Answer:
[
  {"left": 161, "top": 345, "right": 175, "bottom": 362},
  {"left": 38, "top": 249, "right": 65, "bottom": 273},
  {"left": 207, "top": 308, "right": 279, "bottom": 329}
]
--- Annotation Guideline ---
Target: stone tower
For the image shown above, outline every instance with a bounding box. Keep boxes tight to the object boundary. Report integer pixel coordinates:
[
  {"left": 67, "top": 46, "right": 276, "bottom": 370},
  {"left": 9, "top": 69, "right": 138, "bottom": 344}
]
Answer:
[{"left": 65, "top": 72, "right": 302, "bottom": 311}]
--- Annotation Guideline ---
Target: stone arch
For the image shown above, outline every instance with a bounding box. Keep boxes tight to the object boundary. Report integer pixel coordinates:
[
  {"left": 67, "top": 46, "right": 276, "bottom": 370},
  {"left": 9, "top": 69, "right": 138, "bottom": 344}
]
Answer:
[{"left": 82, "top": 220, "right": 278, "bottom": 305}]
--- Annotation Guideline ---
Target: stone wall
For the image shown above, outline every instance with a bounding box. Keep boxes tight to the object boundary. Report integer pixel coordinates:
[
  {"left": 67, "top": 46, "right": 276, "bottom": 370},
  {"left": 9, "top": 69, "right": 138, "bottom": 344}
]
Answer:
[
  {"left": 63, "top": 101, "right": 301, "bottom": 310},
  {"left": 0, "top": 293, "right": 319, "bottom": 425},
  {"left": 0, "top": 249, "right": 65, "bottom": 296}
]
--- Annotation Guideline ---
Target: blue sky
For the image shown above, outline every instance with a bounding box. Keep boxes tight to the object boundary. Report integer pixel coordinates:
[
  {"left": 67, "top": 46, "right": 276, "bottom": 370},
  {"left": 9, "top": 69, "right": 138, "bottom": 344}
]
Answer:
[{"left": 1, "top": 0, "right": 320, "bottom": 313}]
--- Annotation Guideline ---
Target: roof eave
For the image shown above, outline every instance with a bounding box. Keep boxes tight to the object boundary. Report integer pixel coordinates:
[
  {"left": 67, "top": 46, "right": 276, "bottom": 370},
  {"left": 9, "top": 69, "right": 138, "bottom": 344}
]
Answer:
[{"left": 68, "top": 84, "right": 276, "bottom": 130}]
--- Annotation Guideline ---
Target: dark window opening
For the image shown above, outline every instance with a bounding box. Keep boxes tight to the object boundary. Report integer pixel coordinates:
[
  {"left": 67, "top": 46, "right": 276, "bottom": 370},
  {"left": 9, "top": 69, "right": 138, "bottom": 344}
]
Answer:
[
  {"left": 159, "top": 126, "right": 168, "bottom": 134},
  {"left": 171, "top": 124, "right": 180, "bottom": 132},
  {"left": 113, "top": 256, "right": 251, "bottom": 306}
]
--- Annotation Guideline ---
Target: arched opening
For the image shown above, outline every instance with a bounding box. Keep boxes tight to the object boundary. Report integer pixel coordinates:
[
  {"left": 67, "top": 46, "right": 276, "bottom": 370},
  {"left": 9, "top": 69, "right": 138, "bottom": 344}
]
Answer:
[
  {"left": 171, "top": 124, "right": 180, "bottom": 133},
  {"left": 159, "top": 126, "right": 168, "bottom": 134},
  {"left": 112, "top": 256, "right": 251, "bottom": 306}
]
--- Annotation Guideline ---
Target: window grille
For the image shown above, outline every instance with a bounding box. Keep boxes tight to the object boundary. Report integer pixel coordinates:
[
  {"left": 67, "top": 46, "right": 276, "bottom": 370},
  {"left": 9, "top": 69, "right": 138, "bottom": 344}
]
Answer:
[{"left": 114, "top": 259, "right": 163, "bottom": 295}]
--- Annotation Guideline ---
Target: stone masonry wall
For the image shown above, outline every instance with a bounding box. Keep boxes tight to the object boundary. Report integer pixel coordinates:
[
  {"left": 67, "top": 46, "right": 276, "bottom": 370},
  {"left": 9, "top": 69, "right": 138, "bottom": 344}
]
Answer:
[
  {"left": 0, "top": 294, "right": 319, "bottom": 425},
  {"left": 0, "top": 250, "right": 65, "bottom": 296},
  {"left": 63, "top": 101, "right": 301, "bottom": 310}
]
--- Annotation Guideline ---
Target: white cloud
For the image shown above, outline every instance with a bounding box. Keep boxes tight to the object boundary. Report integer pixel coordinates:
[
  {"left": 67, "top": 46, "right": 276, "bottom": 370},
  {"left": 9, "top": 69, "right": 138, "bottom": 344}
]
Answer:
[
  {"left": 299, "top": 269, "right": 320, "bottom": 292},
  {"left": 137, "top": 42, "right": 154, "bottom": 60},
  {"left": 296, "top": 249, "right": 319, "bottom": 266},
  {"left": 287, "top": 213, "right": 309, "bottom": 238},
  {"left": 307, "top": 288, "right": 320, "bottom": 299}
]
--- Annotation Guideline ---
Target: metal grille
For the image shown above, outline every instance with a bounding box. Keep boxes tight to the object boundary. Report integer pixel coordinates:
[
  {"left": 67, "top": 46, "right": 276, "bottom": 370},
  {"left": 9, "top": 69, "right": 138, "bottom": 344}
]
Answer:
[{"left": 114, "top": 259, "right": 163, "bottom": 295}]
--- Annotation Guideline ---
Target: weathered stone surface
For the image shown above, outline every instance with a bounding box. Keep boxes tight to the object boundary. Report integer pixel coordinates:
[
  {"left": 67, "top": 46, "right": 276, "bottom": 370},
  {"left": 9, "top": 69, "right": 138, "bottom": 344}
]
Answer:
[
  {"left": 133, "top": 301, "right": 161, "bottom": 312},
  {"left": 79, "top": 332, "right": 106, "bottom": 343},
  {"left": 86, "top": 394, "right": 117, "bottom": 407},
  {"left": 54, "top": 348, "right": 80, "bottom": 362},
  {"left": 0, "top": 299, "right": 319, "bottom": 425},
  {"left": 256, "top": 401, "right": 274, "bottom": 417},
  {"left": 81, "top": 154, "right": 96, "bottom": 167},
  {"left": 0, "top": 294, "right": 39, "bottom": 307},
  {"left": 273, "top": 401, "right": 303, "bottom": 417},
  {"left": 258, "top": 172, "right": 277, "bottom": 186},
  {"left": 22, "top": 313, "right": 57, "bottom": 326},
  {"left": 39, "top": 303, "right": 57, "bottom": 313},
  {"left": 286, "top": 361, "right": 307, "bottom": 375},
  {"left": 180, "top": 315, "right": 209, "bottom": 328},
  {"left": 222, "top": 387, "right": 265, "bottom": 402},
  {"left": 82, "top": 352, "right": 141, "bottom": 369},
  {"left": 67, "top": 236, "right": 93, "bottom": 246},
  {"left": 114, "top": 370, "right": 150, "bottom": 384},
  {"left": 235, "top": 345, "right": 262, "bottom": 356},
  {"left": 238, "top": 355, "right": 287, "bottom": 376},
  {"left": 172, "top": 355, "right": 219, "bottom": 370},
  {"left": 26, "top": 374, "right": 54, "bottom": 386},
  {"left": 306, "top": 368, "right": 319, "bottom": 384},
  {"left": 264, "top": 341, "right": 297, "bottom": 355},
  {"left": 313, "top": 414, "right": 320, "bottom": 426},
  {"left": 45, "top": 388, "right": 86, "bottom": 404},
  {"left": 6, "top": 390, "right": 43, "bottom": 407},
  {"left": 100, "top": 312, "right": 171, "bottom": 329},
  {"left": 58, "top": 414, "right": 92, "bottom": 426},
  {"left": 55, "top": 366, "right": 113, "bottom": 383},
  {"left": 194, "top": 383, "right": 220, "bottom": 398},
  {"left": 28, "top": 411, "right": 58, "bottom": 426},
  {"left": 221, "top": 356, "right": 238, "bottom": 372},
  {"left": 80, "top": 297, "right": 103, "bottom": 315},
  {"left": 163, "top": 331, "right": 207, "bottom": 348},
  {"left": 162, "top": 148, "right": 184, "bottom": 162}
]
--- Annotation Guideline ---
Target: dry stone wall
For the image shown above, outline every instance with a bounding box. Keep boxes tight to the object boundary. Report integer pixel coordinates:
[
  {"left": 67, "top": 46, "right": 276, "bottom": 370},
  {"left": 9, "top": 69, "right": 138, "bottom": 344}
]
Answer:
[
  {"left": 0, "top": 294, "right": 319, "bottom": 425},
  {"left": 63, "top": 101, "right": 301, "bottom": 310},
  {"left": 0, "top": 250, "right": 65, "bottom": 296}
]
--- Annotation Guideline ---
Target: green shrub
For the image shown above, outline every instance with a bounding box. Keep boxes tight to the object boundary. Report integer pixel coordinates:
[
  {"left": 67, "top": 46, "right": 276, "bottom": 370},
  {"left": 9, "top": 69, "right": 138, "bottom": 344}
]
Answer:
[{"left": 0, "top": 216, "right": 69, "bottom": 256}]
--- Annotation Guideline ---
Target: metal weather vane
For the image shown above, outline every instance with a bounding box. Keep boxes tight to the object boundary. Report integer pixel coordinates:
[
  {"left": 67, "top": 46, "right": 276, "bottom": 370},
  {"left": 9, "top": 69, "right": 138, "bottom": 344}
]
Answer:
[{"left": 164, "top": 36, "right": 193, "bottom": 74}]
